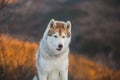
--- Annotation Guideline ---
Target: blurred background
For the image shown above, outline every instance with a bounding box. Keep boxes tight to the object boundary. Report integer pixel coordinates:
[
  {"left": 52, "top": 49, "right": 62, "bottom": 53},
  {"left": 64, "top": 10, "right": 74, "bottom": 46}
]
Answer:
[{"left": 0, "top": 0, "right": 120, "bottom": 80}]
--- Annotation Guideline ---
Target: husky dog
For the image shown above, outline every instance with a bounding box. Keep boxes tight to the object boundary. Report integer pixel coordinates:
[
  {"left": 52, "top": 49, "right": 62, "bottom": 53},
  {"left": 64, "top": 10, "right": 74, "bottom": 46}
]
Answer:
[{"left": 35, "top": 19, "right": 71, "bottom": 80}]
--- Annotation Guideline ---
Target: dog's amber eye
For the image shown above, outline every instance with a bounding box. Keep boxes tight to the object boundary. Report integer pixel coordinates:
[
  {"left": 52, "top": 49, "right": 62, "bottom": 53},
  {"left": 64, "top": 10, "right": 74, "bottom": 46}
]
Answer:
[
  {"left": 54, "top": 35, "right": 57, "bottom": 38},
  {"left": 62, "top": 36, "right": 65, "bottom": 38}
]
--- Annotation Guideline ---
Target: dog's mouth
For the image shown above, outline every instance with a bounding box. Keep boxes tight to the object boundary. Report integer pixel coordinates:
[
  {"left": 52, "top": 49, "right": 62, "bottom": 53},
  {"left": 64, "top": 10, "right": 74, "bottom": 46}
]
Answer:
[{"left": 56, "top": 48, "right": 62, "bottom": 51}]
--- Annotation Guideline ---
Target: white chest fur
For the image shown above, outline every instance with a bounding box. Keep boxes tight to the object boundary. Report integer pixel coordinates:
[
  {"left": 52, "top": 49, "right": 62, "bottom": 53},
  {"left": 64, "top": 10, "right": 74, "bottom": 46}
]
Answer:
[
  {"left": 36, "top": 52, "right": 69, "bottom": 80},
  {"left": 39, "top": 53, "right": 69, "bottom": 72}
]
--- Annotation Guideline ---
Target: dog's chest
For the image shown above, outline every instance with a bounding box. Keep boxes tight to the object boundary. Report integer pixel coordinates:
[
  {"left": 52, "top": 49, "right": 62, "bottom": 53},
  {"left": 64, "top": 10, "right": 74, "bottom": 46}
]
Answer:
[{"left": 40, "top": 56, "right": 68, "bottom": 72}]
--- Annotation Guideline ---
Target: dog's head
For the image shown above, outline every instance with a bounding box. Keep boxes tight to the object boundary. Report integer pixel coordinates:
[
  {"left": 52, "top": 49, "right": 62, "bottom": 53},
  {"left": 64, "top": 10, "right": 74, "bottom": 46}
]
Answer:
[{"left": 46, "top": 19, "right": 71, "bottom": 53}]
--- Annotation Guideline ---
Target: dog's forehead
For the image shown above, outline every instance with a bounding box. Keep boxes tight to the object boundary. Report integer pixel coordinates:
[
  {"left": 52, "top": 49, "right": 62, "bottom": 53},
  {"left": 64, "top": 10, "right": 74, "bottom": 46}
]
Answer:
[
  {"left": 48, "top": 21, "right": 70, "bottom": 37},
  {"left": 56, "top": 22, "right": 65, "bottom": 28},
  {"left": 55, "top": 22, "right": 66, "bottom": 36}
]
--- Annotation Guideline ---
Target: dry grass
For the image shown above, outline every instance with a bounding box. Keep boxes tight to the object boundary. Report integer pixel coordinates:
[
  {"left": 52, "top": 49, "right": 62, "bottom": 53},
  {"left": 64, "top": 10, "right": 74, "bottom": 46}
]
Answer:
[
  {"left": 69, "top": 54, "right": 113, "bottom": 80},
  {"left": 0, "top": 34, "right": 38, "bottom": 80}
]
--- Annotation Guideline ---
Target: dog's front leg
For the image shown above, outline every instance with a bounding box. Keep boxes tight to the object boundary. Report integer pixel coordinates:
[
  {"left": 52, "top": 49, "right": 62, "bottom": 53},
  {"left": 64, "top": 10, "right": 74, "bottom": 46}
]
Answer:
[
  {"left": 38, "top": 71, "right": 48, "bottom": 80},
  {"left": 60, "top": 69, "right": 68, "bottom": 80}
]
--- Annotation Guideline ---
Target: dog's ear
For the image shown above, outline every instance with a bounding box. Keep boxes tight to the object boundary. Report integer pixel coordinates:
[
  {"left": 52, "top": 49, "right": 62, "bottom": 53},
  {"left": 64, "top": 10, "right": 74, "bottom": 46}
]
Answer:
[
  {"left": 49, "top": 19, "right": 56, "bottom": 29},
  {"left": 66, "top": 21, "right": 71, "bottom": 32}
]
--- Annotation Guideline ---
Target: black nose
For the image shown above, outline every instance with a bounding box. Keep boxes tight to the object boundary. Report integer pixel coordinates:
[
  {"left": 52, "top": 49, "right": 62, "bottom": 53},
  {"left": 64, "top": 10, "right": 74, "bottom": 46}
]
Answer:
[{"left": 58, "top": 44, "right": 63, "bottom": 48}]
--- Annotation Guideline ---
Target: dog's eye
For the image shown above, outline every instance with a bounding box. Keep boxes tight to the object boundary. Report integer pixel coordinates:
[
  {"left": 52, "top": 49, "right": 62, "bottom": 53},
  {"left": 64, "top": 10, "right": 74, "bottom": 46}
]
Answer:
[
  {"left": 54, "top": 35, "right": 57, "bottom": 38},
  {"left": 62, "top": 36, "right": 65, "bottom": 38}
]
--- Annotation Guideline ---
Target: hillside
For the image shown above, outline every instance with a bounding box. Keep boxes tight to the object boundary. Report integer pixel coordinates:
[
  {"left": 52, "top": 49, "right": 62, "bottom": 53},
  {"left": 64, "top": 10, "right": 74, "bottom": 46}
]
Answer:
[
  {"left": 0, "top": 0, "right": 120, "bottom": 67},
  {"left": 0, "top": 34, "right": 119, "bottom": 80}
]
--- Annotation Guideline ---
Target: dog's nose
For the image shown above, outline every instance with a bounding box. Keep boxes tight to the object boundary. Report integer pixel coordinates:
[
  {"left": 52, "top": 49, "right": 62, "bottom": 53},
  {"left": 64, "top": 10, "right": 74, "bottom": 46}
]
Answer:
[{"left": 58, "top": 44, "right": 63, "bottom": 48}]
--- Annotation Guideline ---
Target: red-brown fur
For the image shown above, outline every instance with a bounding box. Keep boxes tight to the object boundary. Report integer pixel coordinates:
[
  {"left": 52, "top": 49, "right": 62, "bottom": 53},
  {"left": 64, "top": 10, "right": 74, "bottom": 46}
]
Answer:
[{"left": 48, "top": 22, "right": 70, "bottom": 37}]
